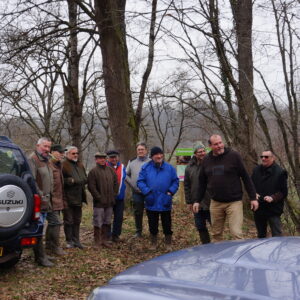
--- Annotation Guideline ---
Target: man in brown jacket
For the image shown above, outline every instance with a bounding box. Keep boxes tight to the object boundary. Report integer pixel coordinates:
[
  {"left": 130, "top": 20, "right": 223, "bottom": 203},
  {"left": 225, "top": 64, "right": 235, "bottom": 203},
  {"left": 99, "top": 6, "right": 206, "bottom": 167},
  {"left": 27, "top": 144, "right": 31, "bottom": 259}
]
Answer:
[
  {"left": 28, "top": 137, "right": 54, "bottom": 267},
  {"left": 88, "top": 152, "right": 118, "bottom": 248},
  {"left": 46, "top": 144, "right": 66, "bottom": 256},
  {"left": 62, "top": 146, "right": 87, "bottom": 249}
]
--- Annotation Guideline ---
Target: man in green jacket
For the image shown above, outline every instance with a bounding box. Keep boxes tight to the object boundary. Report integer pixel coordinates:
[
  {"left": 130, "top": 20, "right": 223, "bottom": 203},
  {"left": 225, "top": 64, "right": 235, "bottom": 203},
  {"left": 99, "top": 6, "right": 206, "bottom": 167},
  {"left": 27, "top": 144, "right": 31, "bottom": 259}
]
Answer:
[{"left": 62, "top": 146, "right": 87, "bottom": 249}]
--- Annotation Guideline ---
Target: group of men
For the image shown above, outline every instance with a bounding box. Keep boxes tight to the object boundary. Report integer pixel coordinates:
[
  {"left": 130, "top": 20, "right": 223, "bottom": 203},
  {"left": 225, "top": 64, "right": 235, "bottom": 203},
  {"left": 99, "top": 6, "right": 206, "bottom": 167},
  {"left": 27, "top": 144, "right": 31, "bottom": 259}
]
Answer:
[
  {"left": 185, "top": 134, "right": 288, "bottom": 244},
  {"left": 28, "top": 134, "right": 288, "bottom": 267},
  {"left": 28, "top": 139, "right": 87, "bottom": 267}
]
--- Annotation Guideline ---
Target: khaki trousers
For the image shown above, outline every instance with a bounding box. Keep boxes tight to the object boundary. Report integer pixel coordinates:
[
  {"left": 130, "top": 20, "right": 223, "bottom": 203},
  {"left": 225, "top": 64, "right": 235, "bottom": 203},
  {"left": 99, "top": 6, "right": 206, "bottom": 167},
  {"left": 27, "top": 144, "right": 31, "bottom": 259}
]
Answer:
[{"left": 210, "top": 199, "right": 243, "bottom": 242}]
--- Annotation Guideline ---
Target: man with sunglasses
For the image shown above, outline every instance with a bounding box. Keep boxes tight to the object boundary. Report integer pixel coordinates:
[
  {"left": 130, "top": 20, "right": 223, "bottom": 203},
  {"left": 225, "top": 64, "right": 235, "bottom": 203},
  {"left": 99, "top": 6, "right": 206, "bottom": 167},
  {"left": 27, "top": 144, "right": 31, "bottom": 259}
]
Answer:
[
  {"left": 62, "top": 146, "right": 87, "bottom": 249},
  {"left": 251, "top": 150, "right": 288, "bottom": 238}
]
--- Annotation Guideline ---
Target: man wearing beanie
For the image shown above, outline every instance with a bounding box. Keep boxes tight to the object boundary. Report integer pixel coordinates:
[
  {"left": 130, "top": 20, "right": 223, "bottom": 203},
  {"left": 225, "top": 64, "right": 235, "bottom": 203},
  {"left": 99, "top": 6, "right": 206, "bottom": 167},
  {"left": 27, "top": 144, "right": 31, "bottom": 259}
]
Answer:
[
  {"left": 137, "top": 146, "right": 179, "bottom": 251},
  {"left": 184, "top": 142, "right": 211, "bottom": 244}
]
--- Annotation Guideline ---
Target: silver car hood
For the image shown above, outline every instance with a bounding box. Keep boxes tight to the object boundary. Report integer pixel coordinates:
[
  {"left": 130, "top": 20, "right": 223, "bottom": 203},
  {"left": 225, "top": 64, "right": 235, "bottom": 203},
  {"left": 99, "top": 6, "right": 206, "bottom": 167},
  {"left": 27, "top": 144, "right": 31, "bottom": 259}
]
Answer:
[{"left": 89, "top": 237, "right": 300, "bottom": 300}]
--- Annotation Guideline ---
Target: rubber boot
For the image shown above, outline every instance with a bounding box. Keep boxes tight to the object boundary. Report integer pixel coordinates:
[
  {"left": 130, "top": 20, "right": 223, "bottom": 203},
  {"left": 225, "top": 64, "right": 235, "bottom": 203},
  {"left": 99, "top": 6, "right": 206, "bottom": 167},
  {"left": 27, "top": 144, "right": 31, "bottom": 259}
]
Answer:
[
  {"left": 199, "top": 229, "right": 211, "bottom": 244},
  {"left": 149, "top": 234, "right": 158, "bottom": 250},
  {"left": 94, "top": 226, "right": 102, "bottom": 248},
  {"left": 34, "top": 238, "right": 54, "bottom": 267},
  {"left": 165, "top": 235, "right": 172, "bottom": 251},
  {"left": 134, "top": 204, "right": 143, "bottom": 238},
  {"left": 101, "top": 225, "right": 113, "bottom": 248},
  {"left": 47, "top": 225, "right": 66, "bottom": 255},
  {"left": 64, "top": 224, "right": 74, "bottom": 248},
  {"left": 45, "top": 225, "right": 51, "bottom": 250},
  {"left": 106, "top": 223, "right": 112, "bottom": 241},
  {"left": 72, "top": 224, "right": 84, "bottom": 249}
]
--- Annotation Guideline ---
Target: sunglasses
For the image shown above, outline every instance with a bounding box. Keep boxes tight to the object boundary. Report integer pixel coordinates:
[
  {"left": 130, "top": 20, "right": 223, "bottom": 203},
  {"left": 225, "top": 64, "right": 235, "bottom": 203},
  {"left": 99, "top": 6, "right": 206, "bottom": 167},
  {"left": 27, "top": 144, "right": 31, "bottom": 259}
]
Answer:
[{"left": 260, "top": 155, "right": 270, "bottom": 159}]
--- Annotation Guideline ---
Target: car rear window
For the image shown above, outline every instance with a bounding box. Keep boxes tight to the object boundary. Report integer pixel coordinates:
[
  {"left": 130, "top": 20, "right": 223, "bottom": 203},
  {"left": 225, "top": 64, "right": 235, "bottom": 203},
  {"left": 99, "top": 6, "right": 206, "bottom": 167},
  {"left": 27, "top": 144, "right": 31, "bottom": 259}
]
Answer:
[{"left": 0, "top": 147, "right": 26, "bottom": 176}]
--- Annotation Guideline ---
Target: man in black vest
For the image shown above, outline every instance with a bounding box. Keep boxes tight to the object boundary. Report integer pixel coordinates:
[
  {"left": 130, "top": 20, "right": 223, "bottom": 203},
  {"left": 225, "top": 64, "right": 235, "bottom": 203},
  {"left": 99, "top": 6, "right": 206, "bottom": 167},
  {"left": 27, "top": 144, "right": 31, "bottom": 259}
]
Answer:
[{"left": 251, "top": 150, "right": 288, "bottom": 238}]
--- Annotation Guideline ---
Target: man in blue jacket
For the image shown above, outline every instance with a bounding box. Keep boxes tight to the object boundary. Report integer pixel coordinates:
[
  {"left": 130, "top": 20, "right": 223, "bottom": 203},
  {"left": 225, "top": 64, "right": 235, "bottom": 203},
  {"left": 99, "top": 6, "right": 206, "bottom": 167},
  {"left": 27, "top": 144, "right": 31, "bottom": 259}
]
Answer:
[{"left": 137, "top": 147, "right": 179, "bottom": 250}]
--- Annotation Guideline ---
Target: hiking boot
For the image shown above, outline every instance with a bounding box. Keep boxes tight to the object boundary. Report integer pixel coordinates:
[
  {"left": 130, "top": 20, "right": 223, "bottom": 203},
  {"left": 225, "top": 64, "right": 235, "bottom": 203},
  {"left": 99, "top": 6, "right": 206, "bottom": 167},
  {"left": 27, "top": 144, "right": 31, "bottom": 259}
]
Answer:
[
  {"left": 149, "top": 234, "right": 158, "bottom": 250},
  {"left": 165, "top": 235, "right": 172, "bottom": 251}
]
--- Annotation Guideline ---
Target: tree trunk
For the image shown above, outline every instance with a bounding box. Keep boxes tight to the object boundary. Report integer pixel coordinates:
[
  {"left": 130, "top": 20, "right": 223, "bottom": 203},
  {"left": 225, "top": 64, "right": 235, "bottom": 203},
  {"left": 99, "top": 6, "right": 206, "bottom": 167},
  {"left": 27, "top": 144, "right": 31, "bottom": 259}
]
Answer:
[
  {"left": 94, "top": 0, "right": 136, "bottom": 164},
  {"left": 231, "top": 0, "right": 256, "bottom": 171},
  {"left": 65, "top": 0, "right": 82, "bottom": 152}
]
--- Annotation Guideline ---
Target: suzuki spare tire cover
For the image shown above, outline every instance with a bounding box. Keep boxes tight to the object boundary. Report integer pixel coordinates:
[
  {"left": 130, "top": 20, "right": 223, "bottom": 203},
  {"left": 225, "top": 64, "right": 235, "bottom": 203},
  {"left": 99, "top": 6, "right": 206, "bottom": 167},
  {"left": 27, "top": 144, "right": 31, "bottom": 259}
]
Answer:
[{"left": 0, "top": 174, "right": 33, "bottom": 238}]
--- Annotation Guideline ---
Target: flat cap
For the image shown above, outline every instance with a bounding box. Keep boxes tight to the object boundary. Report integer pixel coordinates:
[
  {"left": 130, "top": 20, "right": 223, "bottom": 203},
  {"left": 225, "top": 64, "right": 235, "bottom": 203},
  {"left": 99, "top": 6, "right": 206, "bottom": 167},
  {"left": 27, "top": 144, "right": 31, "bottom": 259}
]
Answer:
[
  {"left": 51, "top": 144, "right": 65, "bottom": 153},
  {"left": 95, "top": 152, "right": 107, "bottom": 158},
  {"left": 106, "top": 150, "right": 119, "bottom": 157}
]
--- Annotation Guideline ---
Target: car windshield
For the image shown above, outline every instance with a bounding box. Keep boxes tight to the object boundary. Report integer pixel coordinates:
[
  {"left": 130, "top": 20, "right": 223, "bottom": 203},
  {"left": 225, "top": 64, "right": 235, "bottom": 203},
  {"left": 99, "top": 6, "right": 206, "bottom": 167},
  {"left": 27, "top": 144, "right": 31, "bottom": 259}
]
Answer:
[{"left": 0, "top": 146, "right": 25, "bottom": 176}]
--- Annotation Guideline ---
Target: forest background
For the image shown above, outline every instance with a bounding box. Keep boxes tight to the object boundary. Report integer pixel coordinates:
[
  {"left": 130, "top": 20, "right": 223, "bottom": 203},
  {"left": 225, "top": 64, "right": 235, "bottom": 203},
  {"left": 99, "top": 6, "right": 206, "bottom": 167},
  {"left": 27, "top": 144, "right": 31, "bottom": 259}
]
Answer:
[{"left": 0, "top": 1, "right": 299, "bottom": 230}]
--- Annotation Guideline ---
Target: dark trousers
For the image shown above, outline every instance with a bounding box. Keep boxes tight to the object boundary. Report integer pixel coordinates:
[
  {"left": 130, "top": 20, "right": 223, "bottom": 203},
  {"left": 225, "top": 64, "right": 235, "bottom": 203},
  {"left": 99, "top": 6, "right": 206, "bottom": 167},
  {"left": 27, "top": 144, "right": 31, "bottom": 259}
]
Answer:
[
  {"left": 146, "top": 210, "right": 172, "bottom": 236},
  {"left": 63, "top": 206, "right": 82, "bottom": 225},
  {"left": 132, "top": 192, "right": 145, "bottom": 234},
  {"left": 194, "top": 209, "right": 211, "bottom": 232},
  {"left": 254, "top": 213, "right": 282, "bottom": 238},
  {"left": 112, "top": 200, "right": 124, "bottom": 237}
]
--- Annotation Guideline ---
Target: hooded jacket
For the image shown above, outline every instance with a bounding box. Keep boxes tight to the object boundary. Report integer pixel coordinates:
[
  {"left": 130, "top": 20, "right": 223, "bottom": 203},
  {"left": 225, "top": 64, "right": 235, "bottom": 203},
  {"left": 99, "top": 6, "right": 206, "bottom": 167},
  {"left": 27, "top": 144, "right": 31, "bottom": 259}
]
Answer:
[
  {"left": 137, "top": 160, "right": 179, "bottom": 211},
  {"left": 184, "top": 155, "right": 210, "bottom": 210}
]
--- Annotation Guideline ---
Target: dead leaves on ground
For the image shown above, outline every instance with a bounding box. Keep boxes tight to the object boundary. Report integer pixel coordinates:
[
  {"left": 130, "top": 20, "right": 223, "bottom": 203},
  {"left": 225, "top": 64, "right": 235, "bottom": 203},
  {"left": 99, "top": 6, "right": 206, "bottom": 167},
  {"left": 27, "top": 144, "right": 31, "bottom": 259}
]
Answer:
[{"left": 0, "top": 204, "right": 257, "bottom": 299}]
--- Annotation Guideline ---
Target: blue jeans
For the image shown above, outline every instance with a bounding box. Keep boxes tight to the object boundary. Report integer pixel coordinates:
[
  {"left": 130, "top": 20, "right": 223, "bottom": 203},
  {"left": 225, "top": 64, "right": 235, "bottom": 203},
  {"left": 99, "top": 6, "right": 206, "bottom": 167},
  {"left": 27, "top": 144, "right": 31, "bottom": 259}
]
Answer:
[{"left": 112, "top": 200, "right": 125, "bottom": 237}]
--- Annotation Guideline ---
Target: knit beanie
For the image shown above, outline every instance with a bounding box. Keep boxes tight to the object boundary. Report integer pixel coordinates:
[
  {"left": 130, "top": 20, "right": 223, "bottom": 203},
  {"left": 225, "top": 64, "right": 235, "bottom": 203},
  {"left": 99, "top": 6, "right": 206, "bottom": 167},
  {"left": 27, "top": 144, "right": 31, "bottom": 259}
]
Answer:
[
  {"left": 150, "top": 146, "right": 163, "bottom": 157},
  {"left": 193, "top": 141, "right": 205, "bottom": 153}
]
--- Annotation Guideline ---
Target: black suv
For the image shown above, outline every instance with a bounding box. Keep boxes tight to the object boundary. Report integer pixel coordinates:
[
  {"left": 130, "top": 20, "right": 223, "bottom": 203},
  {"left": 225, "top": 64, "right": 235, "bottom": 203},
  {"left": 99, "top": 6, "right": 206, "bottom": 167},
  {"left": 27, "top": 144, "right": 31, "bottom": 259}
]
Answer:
[{"left": 0, "top": 136, "right": 43, "bottom": 268}]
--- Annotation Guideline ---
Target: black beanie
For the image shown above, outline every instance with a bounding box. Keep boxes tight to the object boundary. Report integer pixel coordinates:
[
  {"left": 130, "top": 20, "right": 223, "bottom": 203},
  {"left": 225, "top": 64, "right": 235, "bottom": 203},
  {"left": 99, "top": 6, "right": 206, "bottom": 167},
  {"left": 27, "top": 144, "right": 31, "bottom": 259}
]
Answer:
[{"left": 150, "top": 146, "right": 163, "bottom": 157}]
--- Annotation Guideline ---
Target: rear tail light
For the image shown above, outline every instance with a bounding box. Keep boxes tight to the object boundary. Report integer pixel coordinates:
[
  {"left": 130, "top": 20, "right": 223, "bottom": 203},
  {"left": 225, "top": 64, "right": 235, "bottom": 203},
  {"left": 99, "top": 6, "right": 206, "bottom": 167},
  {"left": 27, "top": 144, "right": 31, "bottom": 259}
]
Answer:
[
  {"left": 21, "top": 237, "right": 38, "bottom": 247},
  {"left": 32, "top": 194, "right": 41, "bottom": 220}
]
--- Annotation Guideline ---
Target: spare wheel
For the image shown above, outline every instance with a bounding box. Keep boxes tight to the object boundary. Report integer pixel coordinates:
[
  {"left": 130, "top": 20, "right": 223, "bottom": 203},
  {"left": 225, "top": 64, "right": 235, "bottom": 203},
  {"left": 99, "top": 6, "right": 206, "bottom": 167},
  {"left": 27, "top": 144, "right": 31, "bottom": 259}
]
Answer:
[{"left": 0, "top": 174, "right": 33, "bottom": 239}]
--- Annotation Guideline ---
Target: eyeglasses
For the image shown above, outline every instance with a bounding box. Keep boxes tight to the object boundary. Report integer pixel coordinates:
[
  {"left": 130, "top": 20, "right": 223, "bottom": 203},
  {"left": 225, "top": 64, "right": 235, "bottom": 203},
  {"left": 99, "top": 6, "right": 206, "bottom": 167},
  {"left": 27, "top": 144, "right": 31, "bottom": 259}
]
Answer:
[
  {"left": 196, "top": 150, "right": 205, "bottom": 154},
  {"left": 71, "top": 152, "right": 79, "bottom": 155},
  {"left": 260, "top": 155, "right": 270, "bottom": 159}
]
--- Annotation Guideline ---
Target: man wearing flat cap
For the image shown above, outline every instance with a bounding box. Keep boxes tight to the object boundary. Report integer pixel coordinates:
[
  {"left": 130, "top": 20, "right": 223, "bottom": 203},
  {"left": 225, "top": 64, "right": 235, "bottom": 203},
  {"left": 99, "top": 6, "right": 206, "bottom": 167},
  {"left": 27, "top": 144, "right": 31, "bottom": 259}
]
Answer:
[
  {"left": 88, "top": 152, "right": 118, "bottom": 248},
  {"left": 46, "top": 144, "right": 66, "bottom": 256},
  {"left": 106, "top": 150, "right": 127, "bottom": 242},
  {"left": 137, "top": 146, "right": 179, "bottom": 251}
]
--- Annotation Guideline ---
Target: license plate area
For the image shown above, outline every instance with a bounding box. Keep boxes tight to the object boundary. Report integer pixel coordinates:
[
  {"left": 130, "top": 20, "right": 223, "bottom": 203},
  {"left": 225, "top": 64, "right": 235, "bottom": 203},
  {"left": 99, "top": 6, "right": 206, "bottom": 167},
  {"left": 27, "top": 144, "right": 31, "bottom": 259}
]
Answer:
[{"left": 0, "top": 247, "right": 3, "bottom": 257}]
